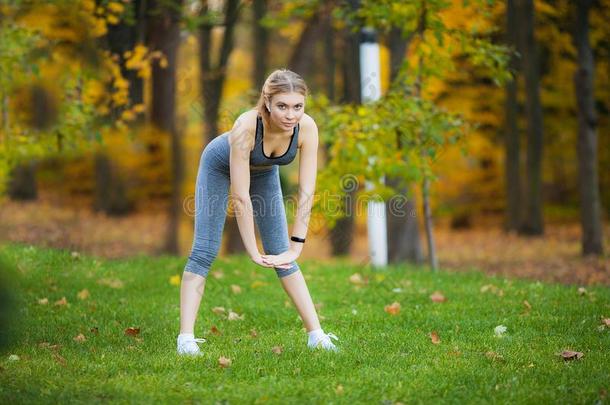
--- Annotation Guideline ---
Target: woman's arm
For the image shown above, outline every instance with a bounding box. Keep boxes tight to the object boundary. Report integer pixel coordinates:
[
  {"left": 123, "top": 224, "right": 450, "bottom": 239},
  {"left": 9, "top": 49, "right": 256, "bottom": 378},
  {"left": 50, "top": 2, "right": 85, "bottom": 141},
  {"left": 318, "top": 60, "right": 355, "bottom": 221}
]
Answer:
[
  {"left": 262, "top": 116, "right": 318, "bottom": 267},
  {"left": 289, "top": 118, "right": 319, "bottom": 256},
  {"left": 228, "top": 112, "right": 260, "bottom": 259}
]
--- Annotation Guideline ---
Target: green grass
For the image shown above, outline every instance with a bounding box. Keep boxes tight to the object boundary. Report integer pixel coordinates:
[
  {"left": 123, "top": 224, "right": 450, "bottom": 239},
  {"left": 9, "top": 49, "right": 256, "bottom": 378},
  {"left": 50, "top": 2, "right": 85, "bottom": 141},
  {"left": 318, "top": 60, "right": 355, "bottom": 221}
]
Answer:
[{"left": 0, "top": 242, "right": 609, "bottom": 404}]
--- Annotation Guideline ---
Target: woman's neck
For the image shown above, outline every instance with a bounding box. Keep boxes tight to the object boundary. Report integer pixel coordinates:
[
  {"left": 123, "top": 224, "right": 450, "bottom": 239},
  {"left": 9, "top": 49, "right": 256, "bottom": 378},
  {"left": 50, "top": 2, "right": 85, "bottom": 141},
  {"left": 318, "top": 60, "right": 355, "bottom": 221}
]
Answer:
[{"left": 264, "top": 116, "right": 294, "bottom": 138}]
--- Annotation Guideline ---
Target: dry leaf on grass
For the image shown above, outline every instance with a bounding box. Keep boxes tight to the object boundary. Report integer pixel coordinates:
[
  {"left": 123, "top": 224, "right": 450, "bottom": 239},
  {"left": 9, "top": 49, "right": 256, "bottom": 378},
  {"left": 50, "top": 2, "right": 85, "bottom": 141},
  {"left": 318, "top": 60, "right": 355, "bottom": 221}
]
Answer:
[
  {"left": 485, "top": 351, "right": 505, "bottom": 361},
  {"left": 211, "top": 271, "right": 224, "bottom": 279},
  {"left": 558, "top": 350, "right": 584, "bottom": 361},
  {"left": 228, "top": 311, "right": 244, "bottom": 321},
  {"left": 212, "top": 306, "right": 226, "bottom": 315},
  {"left": 124, "top": 327, "right": 140, "bottom": 337},
  {"left": 430, "top": 331, "right": 440, "bottom": 344},
  {"left": 218, "top": 356, "right": 231, "bottom": 368},
  {"left": 250, "top": 280, "right": 268, "bottom": 289},
  {"left": 38, "top": 298, "right": 49, "bottom": 305},
  {"left": 77, "top": 289, "right": 90, "bottom": 300},
  {"left": 52, "top": 352, "right": 67, "bottom": 366},
  {"left": 250, "top": 329, "right": 258, "bottom": 338},
  {"left": 335, "top": 385, "right": 344, "bottom": 395},
  {"left": 271, "top": 346, "right": 283, "bottom": 355},
  {"left": 97, "top": 278, "right": 124, "bottom": 289},
  {"left": 54, "top": 297, "right": 68, "bottom": 306},
  {"left": 210, "top": 325, "right": 221, "bottom": 335},
  {"left": 384, "top": 301, "right": 401, "bottom": 315},
  {"left": 430, "top": 291, "right": 446, "bottom": 303},
  {"left": 349, "top": 273, "right": 368, "bottom": 286},
  {"left": 73, "top": 333, "right": 86, "bottom": 343},
  {"left": 230, "top": 284, "right": 242, "bottom": 294},
  {"left": 494, "top": 325, "right": 507, "bottom": 337}
]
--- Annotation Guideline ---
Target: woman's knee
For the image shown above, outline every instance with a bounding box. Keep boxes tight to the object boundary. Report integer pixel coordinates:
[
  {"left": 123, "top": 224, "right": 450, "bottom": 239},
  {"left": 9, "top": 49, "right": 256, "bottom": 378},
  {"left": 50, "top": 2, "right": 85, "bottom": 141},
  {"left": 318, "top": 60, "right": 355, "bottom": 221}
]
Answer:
[
  {"left": 275, "top": 261, "right": 300, "bottom": 278},
  {"left": 185, "top": 239, "right": 221, "bottom": 278}
]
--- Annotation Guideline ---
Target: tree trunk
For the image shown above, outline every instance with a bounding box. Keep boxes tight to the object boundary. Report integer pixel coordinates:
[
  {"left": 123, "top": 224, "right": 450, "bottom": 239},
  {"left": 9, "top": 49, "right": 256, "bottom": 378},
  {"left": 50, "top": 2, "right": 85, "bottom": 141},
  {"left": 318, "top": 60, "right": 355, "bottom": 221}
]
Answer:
[
  {"left": 516, "top": 0, "right": 544, "bottom": 235},
  {"left": 573, "top": 0, "right": 604, "bottom": 255},
  {"left": 252, "top": 0, "right": 268, "bottom": 91},
  {"left": 93, "top": 1, "right": 145, "bottom": 216},
  {"left": 385, "top": 26, "right": 423, "bottom": 265},
  {"left": 415, "top": 4, "right": 437, "bottom": 271},
  {"left": 93, "top": 154, "right": 133, "bottom": 216},
  {"left": 287, "top": 11, "right": 326, "bottom": 81},
  {"left": 198, "top": 0, "right": 242, "bottom": 254},
  {"left": 147, "top": 0, "right": 184, "bottom": 254},
  {"left": 326, "top": 9, "right": 361, "bottom": 256},
  {"left": 503, "top": 0, "right": 521, "bottom": 232},
  {"left": 7, "top": 162, "right": 37, "bottom": 201}
]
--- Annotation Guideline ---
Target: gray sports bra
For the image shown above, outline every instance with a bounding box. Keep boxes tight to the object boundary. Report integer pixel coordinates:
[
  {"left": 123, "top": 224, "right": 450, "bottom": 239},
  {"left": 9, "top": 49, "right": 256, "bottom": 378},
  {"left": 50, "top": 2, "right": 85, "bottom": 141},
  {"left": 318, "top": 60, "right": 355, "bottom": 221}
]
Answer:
[{"left": 250, "top": 114, "right": 299, "bottom": 166}]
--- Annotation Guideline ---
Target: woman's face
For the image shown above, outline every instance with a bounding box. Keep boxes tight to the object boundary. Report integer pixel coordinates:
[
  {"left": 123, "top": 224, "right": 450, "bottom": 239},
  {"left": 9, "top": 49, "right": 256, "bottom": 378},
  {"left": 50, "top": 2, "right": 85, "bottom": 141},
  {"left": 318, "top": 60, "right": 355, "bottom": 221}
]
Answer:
[{"left": 266, "top": 92, "right": 305, "bottom": 131}]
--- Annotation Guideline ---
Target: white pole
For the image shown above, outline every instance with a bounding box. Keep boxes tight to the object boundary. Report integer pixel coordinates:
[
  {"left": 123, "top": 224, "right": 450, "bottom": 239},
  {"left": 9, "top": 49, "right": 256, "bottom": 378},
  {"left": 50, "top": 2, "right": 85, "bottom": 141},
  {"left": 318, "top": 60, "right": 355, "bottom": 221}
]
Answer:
[{"left": 359, "top": 27, "right": 388, "bottom": 267}]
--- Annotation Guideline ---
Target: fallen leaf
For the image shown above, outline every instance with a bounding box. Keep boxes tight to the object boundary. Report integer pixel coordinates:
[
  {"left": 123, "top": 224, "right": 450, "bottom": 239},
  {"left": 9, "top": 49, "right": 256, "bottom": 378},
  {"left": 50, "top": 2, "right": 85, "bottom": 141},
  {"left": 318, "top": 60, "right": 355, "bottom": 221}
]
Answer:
[
  {"left": 97, "top": 278, "right": 124, "bottom": 289},
  {"left": 71, "top": 251, "right": 80, "bottom": 259},
  {"left": 8, "top": 354, "right": 19, "bottom": 361},
  {"left": 578, "top": 287, "right": 587, "bottom": 296},
  {"left": 558, "top": 350, "right": 584, "bottom": 361},
  {"left": 54, "top": 297, "right": 68, "bottom": 306},
  {"left": 335, "top": 385, "right": 344, "bottom": 395},
  {"left": 271, "top": 346, "right": 283, "bottom": 355},
  {"left": 349, "top": 273, "right": 368, "bottom": 286},
  {"left": 384, "top": 301, "right": 401, "bottom": 315},
  {"left": 601, "top": 318, "right": 610, "bottom": 327},
  {"left": 212, "top": 306, "right": 226, "bottom": 315},
  {"left": 218, "top": 356, "right": 232, "bottom": 368},
  {"left": 169, "top": 275, "right": 181, "bottom": 286},
  {"left": 228, "top": 311, "right": 244, "bottom": 321},
  {"left": 77, "top": 289, "right": 90, "bottom": 300},
  {"left": 52, "top": 352, "right": 67, "bottom": 366},
  {"left": 430, "top": 291, "right": 446, "bottom": 303},
  {"left": 73, "top": 333, "right": 86, "bottom": 343},
  {"left": 250, "top": 280, "right": 268, "bottom": 289},
  {"left": 430, "top": 331, "right": 440, "bottom": 344},
  {"left": 494, "top": 325, "right": 507, "bottom": 337},
  {"left": 314, "top": 302, "right": 323, "bottom": 310},
  {"left": 211, "top": 271, "right": 224, "bottom": 279},
  {"left": 523, "top": 300, "right": 532, "bottom": 310},
  {"left": 485, "top": 351, "right": 504, "bottom": 361},
  {"left": 124, "top": 327, "right": 140, "bottom": 337},
  {"left": 250, "top": 329, "right": 258, "bottom": 338},
  {"left": 90, "top": 327, "right": 99, "bottom": 335},
  {"left": 38, "top": 298, "right": 49, "bottom": 305},
  {"left": 210, "top": 325, "right": 221, "bottom": 335},
  {"left": 230, "top": 284, "right": 242, "bottom": 294}
]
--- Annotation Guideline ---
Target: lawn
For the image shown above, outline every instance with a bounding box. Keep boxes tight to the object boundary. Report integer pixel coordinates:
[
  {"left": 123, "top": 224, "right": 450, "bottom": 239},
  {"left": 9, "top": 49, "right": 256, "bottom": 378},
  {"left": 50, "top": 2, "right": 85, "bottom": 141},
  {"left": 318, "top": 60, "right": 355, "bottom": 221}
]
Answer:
[{"left": 0, "top": 242, "right": 609, "bottom": 404}]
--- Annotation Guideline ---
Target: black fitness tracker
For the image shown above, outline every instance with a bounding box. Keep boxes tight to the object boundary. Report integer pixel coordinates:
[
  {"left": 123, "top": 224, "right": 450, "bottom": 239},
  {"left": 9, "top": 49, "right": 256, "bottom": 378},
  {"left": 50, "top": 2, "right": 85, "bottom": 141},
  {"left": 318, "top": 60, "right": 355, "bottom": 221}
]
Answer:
[{"left": 291, "top": 236, "right": 305, "bottom": 243}]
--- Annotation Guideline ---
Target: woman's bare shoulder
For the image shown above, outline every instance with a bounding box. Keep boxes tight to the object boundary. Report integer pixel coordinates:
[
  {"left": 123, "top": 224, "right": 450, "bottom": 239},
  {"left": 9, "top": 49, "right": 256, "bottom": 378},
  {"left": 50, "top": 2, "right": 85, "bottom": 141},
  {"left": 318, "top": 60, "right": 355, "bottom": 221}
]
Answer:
[
  {"left": 228, "top": 109, "right": 258, "bottom": 145},
  {"left": 298, "top": 113, "right": 318, "bottom": 148}
]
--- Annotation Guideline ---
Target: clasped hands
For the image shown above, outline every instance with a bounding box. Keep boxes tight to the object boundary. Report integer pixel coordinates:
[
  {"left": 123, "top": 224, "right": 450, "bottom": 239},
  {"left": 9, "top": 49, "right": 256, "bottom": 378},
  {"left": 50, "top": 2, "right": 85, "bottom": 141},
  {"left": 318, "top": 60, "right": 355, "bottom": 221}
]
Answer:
[{"left": 250, "top": 247, "right": 299, "bottom": 270}]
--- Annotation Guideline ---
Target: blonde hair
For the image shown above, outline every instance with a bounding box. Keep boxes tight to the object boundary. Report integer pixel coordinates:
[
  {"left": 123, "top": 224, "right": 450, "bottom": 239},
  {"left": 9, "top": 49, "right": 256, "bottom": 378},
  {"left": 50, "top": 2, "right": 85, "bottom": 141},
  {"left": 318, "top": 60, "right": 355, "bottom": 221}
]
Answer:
[{"left": 255, "top": 69, "right": 308, "bottom": 122}]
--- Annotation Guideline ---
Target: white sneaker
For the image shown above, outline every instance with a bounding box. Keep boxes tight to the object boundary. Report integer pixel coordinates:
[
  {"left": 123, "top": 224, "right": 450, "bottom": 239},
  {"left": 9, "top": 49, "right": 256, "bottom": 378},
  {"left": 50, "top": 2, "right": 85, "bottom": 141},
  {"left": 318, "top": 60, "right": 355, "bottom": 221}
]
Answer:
[
  {"left": 307, "top": 332, "right": 339, "bottom": 352},
  {"left": 177, "top": 335, "right": 206, "bottom": 356}
]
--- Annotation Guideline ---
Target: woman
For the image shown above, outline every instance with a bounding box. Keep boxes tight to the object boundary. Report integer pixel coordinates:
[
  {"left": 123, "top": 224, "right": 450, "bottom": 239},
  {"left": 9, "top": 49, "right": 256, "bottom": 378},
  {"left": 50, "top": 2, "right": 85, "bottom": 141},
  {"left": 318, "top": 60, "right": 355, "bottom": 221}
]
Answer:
[{"left": 177, "top": 69, "right": 339, "bottom": 356}]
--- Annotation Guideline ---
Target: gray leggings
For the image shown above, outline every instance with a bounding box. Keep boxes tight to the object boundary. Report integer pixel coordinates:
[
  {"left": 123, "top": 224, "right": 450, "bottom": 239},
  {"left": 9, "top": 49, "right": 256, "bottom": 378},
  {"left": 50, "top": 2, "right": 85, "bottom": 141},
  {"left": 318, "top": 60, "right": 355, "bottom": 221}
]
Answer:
[{"left": 184, "top": 132, "right": 301, "bottom": 279}]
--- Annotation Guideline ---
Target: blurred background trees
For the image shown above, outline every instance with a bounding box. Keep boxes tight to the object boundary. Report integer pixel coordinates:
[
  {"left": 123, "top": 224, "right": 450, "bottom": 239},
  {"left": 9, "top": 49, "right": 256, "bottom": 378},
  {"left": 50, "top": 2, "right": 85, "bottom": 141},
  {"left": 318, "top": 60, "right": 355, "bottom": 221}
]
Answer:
[{"left": 0, "top": 0, "right": 607, "bottom": 269}]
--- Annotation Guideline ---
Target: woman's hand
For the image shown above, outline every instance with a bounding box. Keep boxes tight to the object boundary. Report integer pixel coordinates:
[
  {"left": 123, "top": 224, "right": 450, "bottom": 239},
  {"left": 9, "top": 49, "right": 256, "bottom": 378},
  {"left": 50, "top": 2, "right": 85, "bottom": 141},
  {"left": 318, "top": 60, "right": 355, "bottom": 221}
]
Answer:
[
  {"left": 261, "top": 248, "right": 299, "bottom": 268},
  {"left": 250, "top": 252, "right": 293, "bottom": 269}
]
